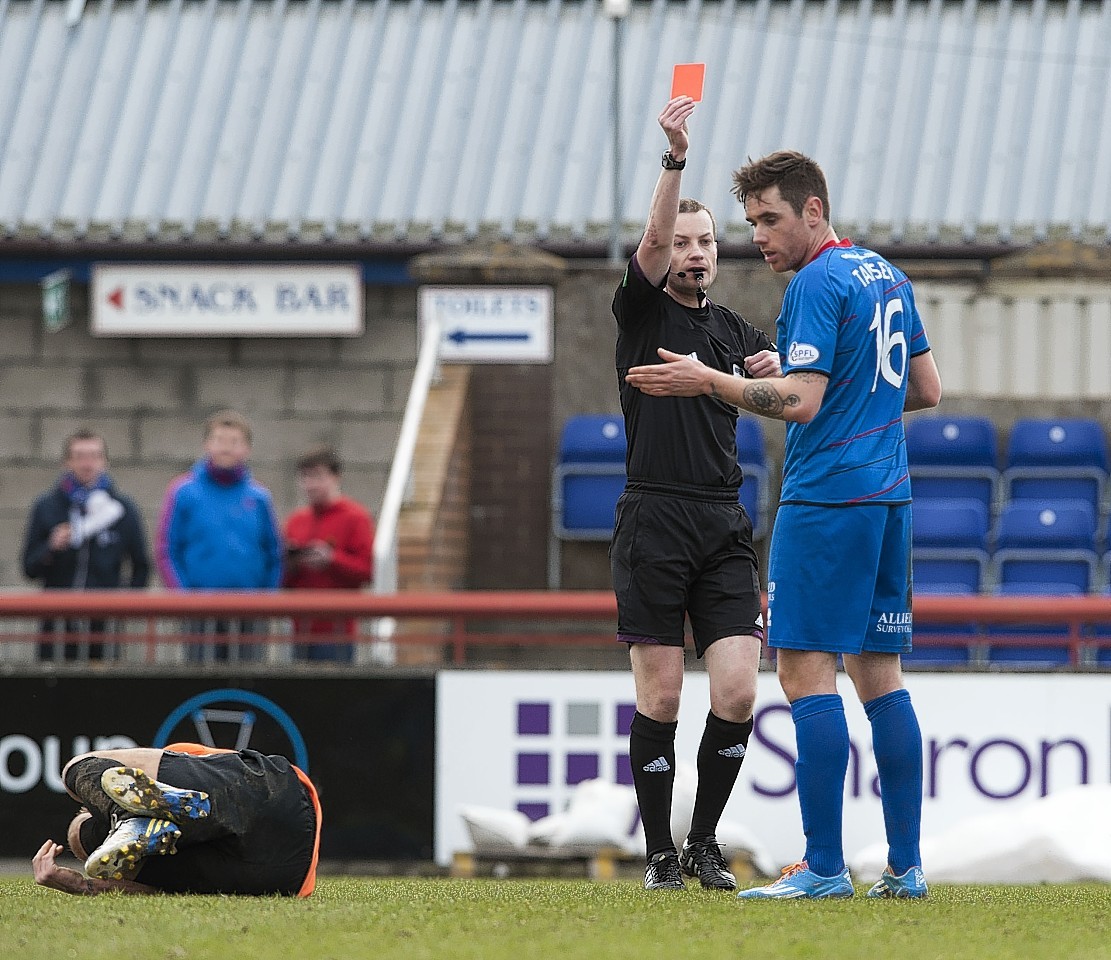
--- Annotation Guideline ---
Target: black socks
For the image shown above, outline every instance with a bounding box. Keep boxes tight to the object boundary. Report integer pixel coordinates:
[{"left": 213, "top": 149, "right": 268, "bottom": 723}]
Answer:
[
  {"left": 64, "top": 756, "right": 119, "bottom": 825},
  {"left": 688, "top": 711, "right": 753, "bottom": 843},
  {"left": 629, "top": 711, "right": 678, "bottom": 859}
]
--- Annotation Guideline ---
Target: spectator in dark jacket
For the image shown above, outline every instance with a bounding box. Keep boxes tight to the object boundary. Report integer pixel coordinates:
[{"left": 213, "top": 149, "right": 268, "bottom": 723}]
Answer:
[
  {"left": 156, "top": 410, "right": 282, "bottom": 663},
  {"left": 22, "top": 429, "right": 150, "bottom": 661}
]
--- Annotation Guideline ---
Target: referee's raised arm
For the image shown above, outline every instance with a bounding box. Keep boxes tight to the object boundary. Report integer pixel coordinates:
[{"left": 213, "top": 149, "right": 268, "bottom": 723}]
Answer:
[{"left": 635, "top": 97, "right": 696, "bottom": 287}]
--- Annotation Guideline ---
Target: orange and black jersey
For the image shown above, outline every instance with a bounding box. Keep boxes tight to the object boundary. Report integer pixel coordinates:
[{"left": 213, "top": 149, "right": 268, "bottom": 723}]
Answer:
[
  {"left": 152, "top": 743, "right": 321, "bottom": 897},
  {"left": 613, "top": 255, "right": 775, "bottom": 494}
]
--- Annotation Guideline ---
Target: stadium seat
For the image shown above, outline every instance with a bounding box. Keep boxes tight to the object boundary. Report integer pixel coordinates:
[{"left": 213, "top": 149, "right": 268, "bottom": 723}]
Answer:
[
  {"left": 913, "top": 498, "right": 990, "bottom": 550},
  {"left": 906, "top": 581, "right": 977, "bottom": 667},
  {"left": 549, "top": 415, "right": 627, "bottom": 587},
  {"left": 985, "top": 582, "right": 1083, "bottom": 667},
  {"left": 736, "top": 415, "right": 771, "bottom": 539},
  {"left": 912, "top": 497, "right": 991, "bottom": 593},
  {"left": 913, "top": 557, "right": 987, "bottom": 594},
  {"left": 1002, "top": 418, "right": 1109, "bottom": 515},
  {"left": 905, "top": 415, "right": 1000, "bottom": 515},
  {"left": 992, "top": 500, "right": 1101, "bottom": 594},
  {"left": 1081, "top": 579, "right": 1111, "bottom": 666}
]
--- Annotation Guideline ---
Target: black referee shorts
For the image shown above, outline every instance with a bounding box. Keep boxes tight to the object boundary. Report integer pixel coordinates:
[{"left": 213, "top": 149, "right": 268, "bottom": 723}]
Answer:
[
  {"left": 609, "top": 487, "right": 764, "bottom": 657},
  {"left": 135, "top": 749, "right": 316, "bottom": 896}
]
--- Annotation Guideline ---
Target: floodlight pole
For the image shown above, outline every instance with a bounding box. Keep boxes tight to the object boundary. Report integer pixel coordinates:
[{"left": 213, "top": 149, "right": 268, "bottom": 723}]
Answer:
[{"left": 605, "top": 0, "right": 631, "bottom": 265}]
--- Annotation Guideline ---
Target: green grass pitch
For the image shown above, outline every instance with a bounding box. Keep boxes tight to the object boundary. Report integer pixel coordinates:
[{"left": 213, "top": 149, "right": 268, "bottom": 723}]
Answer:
[{"left": 2, "top": 876, "right": 1109, "bottom": 960}]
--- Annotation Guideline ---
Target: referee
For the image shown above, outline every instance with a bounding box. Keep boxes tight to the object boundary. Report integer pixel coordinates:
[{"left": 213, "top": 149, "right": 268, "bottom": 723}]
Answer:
[{"left": 611, "top": 96, "right": 779, "bottom": 891}]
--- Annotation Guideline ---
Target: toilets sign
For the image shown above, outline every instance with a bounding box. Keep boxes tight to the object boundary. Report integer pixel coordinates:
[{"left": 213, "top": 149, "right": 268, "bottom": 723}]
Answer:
[
  {"left": 420, "top": 286, "right": 552, "bottom": 363},
  {"left": 92, "top": 263, "right": 363, "bottom": 336}
]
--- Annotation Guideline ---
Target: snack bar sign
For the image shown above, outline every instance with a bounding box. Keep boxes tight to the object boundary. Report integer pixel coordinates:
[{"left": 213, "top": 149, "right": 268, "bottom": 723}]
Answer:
[{"left": 91, "top": 263, "right": 364, "bottom": 337}]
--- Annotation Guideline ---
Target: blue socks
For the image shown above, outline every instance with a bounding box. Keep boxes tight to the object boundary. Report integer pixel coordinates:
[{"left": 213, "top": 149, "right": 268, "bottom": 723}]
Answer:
[
  {"left": 864, "top": 688, "right": 923, "bottom": 875},
  {"left": 792, "top": 689, "right": 924, "bottom": 877},
  {"left": 791, "top": 694, "right": 849, "bottom": 877}
]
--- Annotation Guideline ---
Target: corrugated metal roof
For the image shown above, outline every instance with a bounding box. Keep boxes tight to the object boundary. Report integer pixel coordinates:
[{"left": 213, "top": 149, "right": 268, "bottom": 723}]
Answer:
[{"left": 0, "top": 0, "right": 1108, "bottom": 250}]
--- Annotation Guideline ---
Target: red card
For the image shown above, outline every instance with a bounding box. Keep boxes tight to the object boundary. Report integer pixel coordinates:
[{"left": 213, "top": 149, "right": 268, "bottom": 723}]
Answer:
[{"left": 671, "top": 63, "right": 706, "bottom": 102}]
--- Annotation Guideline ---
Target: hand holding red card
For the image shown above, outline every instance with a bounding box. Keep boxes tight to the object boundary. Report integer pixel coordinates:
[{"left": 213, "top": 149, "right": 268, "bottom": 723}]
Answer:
[{"left": 671, "top": 63, "right": 705, "bottom": 102}]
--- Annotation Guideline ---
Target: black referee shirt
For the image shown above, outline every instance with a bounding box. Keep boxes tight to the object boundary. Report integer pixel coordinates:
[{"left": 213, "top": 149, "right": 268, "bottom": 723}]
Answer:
[{"left": 613, "top": 255, "right": 775, "bottom": 492}]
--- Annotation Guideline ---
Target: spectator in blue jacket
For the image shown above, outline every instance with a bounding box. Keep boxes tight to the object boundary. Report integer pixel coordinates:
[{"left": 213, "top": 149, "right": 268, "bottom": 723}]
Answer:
[
  {"left": 22, "top": 429, "right": 150, "bottom": 662},
  {"left": 156, "top": 410, "right": 282, "bottom": 663}
]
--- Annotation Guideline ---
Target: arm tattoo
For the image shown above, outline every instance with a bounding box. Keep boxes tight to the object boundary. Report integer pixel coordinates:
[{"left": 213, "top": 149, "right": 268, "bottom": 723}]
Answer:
[
  {"left": 741, "top": 371, "right": 823, "bottom": 419},
  {"left": 743, "top": 382, "right": 785, "bottom": 417}
]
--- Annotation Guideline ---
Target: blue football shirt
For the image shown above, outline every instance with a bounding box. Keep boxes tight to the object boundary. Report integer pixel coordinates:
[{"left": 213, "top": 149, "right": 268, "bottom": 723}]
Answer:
[{"left": 776, "top": 240, "right": 931, "bottom": 505}]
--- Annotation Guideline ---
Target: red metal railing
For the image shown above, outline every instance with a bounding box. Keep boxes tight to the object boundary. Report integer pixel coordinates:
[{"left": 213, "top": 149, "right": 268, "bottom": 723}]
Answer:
[{"left": 0, "top": 591, "right": 1109, "bottom": 666}]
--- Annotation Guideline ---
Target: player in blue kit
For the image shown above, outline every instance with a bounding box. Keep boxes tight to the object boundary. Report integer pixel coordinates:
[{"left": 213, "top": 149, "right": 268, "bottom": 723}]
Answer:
[{"left": 625, "top": 150, "right": 942, "bottom": 900}]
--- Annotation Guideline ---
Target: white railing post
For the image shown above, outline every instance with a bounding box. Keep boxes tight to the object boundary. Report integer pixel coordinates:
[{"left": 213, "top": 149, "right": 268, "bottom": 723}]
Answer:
[{"left": 365, "top": 313, "right": 443, "bottom": 663}]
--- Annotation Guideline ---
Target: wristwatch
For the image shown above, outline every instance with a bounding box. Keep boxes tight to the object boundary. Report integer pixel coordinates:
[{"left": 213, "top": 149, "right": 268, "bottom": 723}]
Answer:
[{"left": 661, "top": 150, "right": 686, "bottom": 170}]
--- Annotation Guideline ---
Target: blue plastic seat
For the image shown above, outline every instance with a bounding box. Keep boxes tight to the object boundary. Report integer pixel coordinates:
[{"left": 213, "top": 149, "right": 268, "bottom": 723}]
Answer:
[
  {"left": 736, "top": 416, "right": 770, "bottom": 539},
  {"left": 559, "top": 471, "right": 626, "bottom": 533},
  {"left": 913, "top": 556, "right": 986, "bottom": 594},
  {"left": 913, "top": 498, "right": 989, "bottom": 550},
  {"left": 906, "top": 581, "right": 976, "bottom": 666},
  {"left": 549, "top": 415, "right": 627, "bottom": 587},
  {"left": 912, "top": 497, "right": 990, "bottom": 593},
  {"left": 1003, "top": 418, "right": 1109, "bottom": 515},
  {"left": 986, "top": 582, "right": 1083, "bottom": 666},
  {"left": 906, "top": 415, "right": 1000, "bottom": 515},
  {"left": 558, "top": 414, "right": 627, "bottom": 465},
  {"left": 735, "top": 416, "right": 766, "bottom": 469},
  {"left": 1081, "top": 578, "right": 1111, "bottom": 665},
  {"left": 992, "top": 499, "right": 1100, "bottom": 593}
]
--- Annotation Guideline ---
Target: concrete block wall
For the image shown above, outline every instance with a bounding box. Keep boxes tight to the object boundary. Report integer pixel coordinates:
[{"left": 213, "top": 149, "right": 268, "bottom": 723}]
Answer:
[{"left": 0, "top": 282, "right": 417, "bottom": 589}]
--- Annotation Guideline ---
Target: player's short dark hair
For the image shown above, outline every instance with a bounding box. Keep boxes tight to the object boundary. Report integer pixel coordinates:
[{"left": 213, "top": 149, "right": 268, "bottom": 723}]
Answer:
[
  {"left": 63, "top": 428, "right": 106, "bottom": 460},
  {"left": 730, "top": 151, "right": 831, "bottom": 223},
  {"left": 678, "top": 197, "right": 717, "bottom": 239},
  {"left": 204, "top": 409, "right": 253, "bottom": 444},
  {"left": 296, "top": 444, "right": 342, "bottom": 475}
]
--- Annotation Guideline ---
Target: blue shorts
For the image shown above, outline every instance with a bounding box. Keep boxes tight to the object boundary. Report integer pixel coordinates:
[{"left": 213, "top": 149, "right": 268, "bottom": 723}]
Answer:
[{"left": 767, "top": 503, "right": 913, "bottom": 654}]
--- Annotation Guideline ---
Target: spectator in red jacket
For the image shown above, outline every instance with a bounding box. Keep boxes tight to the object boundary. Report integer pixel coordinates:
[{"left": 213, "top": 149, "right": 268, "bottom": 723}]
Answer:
[{"left": 283, "top": 446, "right": 374, "bottom": 662}]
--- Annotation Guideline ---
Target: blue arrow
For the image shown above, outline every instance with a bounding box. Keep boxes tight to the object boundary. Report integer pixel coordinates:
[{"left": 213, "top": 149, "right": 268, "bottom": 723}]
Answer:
[{"left": 447, "top": 329, "right": 531, "bottom": 345}]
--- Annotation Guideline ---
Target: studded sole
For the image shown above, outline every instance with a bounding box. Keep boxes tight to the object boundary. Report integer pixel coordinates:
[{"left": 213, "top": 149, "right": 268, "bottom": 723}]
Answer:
[
  {"left": 101, "top": 766, "right": 211, "bottom": 823},
  {"left": 86, "top": 820, "right": 181, "bottom": 880}
]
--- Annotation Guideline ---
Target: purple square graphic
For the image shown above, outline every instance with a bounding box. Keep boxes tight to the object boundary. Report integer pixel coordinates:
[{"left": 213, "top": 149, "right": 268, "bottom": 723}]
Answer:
[
  {"left": 517, "top": 702, "right": 550, "bottom": 736},
  {"left": 616, "top": 703, "right": 637, "bottom": 736},
  {"left": 566, "top": 752, "right": 600, "bottom": 785},
  {"left": 517, "top": 752, "right": 550, "bottom": 785},
  {"left": 517, "top": 802, "right": 550, "bottom": 822},
  {"left": 615, "top": 753, "right": 633, "bottom": 786}
]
